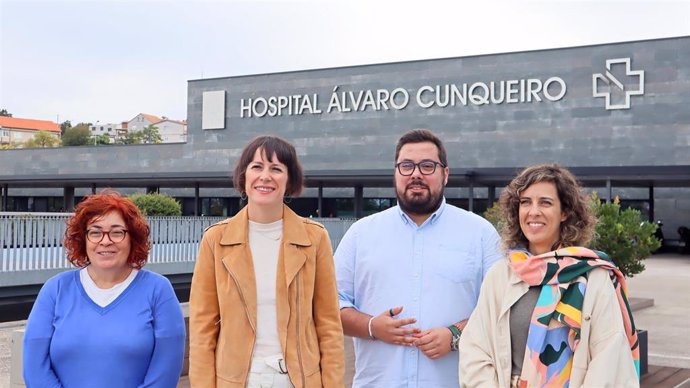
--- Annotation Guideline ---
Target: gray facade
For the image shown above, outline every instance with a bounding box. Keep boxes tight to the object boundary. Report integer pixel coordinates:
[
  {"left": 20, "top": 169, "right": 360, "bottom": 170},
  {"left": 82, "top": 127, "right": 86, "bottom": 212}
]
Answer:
[
  {"left": 187, "top": 36, "right": 689, "bottom": 170},
  {"left": 1, "top": 36, "right": 689, "bottom": 236}
]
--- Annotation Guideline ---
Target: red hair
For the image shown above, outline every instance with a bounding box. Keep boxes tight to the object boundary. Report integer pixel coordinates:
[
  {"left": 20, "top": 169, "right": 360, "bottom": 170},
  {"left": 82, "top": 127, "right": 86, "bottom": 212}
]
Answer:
[{"left": 64, "top": 190, "right": 150, "bottom": 269}]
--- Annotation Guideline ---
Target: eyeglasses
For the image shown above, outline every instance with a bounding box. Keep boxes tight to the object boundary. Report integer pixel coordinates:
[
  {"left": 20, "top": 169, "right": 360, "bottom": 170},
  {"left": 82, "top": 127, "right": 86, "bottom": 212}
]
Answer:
[
  {"left": 86, "top": 229, "right": 128, "bottom": 243},
  {"left": 395, "top": 160, "right": 446, "bottom": 176}
]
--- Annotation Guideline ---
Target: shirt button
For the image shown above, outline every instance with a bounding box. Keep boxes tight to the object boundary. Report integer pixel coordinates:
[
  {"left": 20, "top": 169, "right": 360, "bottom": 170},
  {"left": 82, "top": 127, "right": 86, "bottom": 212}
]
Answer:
[{"left": 584, "top": 315, "right": 591, "bottom": 321}]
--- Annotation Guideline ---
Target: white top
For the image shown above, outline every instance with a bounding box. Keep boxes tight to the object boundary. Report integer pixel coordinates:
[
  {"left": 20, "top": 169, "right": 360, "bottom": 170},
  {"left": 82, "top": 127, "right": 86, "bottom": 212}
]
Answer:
[
  {"left": 248, "top": 219, "right": 283, "bottom": 361},
  {"left": 79, "top": 267, "right": 139, "bottom": 307}
]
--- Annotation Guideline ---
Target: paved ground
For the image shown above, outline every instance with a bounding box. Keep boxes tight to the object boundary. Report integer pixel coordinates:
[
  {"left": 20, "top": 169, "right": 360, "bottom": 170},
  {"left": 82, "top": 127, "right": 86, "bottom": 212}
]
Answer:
[
  {"left": 3, "top": 253, "right": 689, "bottom": 387},
  {"left": 626, "top": 253, "right": 690, "bottom": 369}
]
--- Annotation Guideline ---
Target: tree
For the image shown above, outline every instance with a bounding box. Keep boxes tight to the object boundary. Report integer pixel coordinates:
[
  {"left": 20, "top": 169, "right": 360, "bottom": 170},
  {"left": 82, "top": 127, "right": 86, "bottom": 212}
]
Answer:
[
  {"left": 94, "top": 134, "right": 112, "bottom": 145},
  {"left": 482, "top": 202, "right": 505, "bottom": 235},
  {"left": 141, "top": 125, "right": 163, "bottom": 144},
  {"left": 117, "top": 126, "right": 162, "bottom": 145},
  {"left": 129, "top": 193, "right": 182, "bottom": 216},
  {"left": 590, "top": 193, "right": 660, "bottom": 278},
  {"left": 60, "top": 120, "right": 72, "bottom": 135},
  {"left": 61, "top": 123, "right": 92, "bottom": 146},
  {"left": 23, "top": 131, "right": 60, "bottom": 148},
  {"left": 119, "top": 131, "right": 143, "bottom": 145},
  {"left": 0, "top": 108, "right": 12, "bottom": 117}
]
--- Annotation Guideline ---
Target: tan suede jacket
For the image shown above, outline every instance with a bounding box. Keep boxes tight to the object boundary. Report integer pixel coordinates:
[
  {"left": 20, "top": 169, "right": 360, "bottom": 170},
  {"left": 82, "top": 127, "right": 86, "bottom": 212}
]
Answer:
[
  {"left": 189, "top": 206, "right": 345, "bottom": 388},
  {"left": 459, "top": 260, "right": 639, "bottom": 388}
]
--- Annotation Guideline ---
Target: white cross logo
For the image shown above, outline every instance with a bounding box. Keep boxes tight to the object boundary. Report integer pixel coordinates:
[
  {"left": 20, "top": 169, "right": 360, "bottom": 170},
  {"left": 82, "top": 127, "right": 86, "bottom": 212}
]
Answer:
[{"left": 592, "top": 58, "right": 644, "bottom": 110}]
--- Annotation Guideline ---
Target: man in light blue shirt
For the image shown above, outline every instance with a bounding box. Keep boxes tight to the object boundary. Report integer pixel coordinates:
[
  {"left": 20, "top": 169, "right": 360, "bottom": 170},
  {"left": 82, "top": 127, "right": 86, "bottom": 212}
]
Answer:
[{"left": 335, "top": 129, "right": 502, "bottom": 388}]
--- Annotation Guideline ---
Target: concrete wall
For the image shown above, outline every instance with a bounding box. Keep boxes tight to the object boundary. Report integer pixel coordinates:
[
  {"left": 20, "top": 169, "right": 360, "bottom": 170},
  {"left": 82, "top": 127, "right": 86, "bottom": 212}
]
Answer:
[{"left": 186, "top": 36, "right": 690, "bottom": 171}]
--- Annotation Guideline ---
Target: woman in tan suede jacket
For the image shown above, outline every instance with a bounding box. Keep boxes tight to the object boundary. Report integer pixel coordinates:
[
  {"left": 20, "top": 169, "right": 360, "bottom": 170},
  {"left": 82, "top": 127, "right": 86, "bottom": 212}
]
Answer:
[{"left": 189, "top": 136, "right": 344, "bottom": 388}]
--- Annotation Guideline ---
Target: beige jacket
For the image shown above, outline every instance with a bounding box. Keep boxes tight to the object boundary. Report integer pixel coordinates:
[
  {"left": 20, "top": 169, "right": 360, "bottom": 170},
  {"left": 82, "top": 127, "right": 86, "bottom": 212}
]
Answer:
[
  {"left": 459, "top": 260, "right": 639, "bottom": 388},
  {"left": 189, "top": 206, "right": 345, "bottom": 388}
]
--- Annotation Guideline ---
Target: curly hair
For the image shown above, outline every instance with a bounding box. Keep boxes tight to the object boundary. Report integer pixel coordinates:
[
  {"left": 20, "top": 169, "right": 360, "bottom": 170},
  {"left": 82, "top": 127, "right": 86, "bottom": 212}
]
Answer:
[
  {"left": 64, "top": 190, "right": 151, "bottom": 269},
  {"left": 233, "top": 135, "right": 304, "bottom": 197},
  {"left": 499, "top": 164, "right": 596, "bottom": 251}
]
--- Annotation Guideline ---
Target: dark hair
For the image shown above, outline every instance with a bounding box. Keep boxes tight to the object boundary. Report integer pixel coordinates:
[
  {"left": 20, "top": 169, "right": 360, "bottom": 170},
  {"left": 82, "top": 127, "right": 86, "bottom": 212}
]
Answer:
[
  {"left": 499, "top": 164, "right": 596, "bottom": 250},
  {"left": 395, "top": 128, "right": 448, "bottom": 166},
  {"left": 64, "top": 190, "right": 151, "bottom": 269},
  {"left": 233, "top": 135, "right": 304, "bottom": 197}
]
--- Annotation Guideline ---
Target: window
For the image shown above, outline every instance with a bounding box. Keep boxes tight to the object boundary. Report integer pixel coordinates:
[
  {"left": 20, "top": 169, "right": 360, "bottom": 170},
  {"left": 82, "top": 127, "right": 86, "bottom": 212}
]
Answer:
[{"left": 201, "top": 198, "right": 229, "bottom": 216}]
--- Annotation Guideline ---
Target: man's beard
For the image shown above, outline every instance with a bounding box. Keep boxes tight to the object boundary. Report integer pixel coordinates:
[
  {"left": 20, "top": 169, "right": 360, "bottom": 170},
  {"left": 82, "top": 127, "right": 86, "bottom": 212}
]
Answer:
[{"left": 396, "top": 179, "right": 444, "bottom": 216}]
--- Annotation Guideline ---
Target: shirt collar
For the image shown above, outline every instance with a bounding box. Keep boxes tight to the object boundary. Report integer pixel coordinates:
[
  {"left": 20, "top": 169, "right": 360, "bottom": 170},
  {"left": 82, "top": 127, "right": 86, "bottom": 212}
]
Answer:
[{"left": 397, "top": 197, "right": 447, "bottom": 228}]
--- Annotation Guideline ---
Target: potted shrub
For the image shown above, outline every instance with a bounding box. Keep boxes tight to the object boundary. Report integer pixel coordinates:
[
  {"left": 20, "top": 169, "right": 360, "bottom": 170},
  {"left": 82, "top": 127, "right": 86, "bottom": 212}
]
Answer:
[
  {"left": 589, "top": 193, "right": 660, "bottom": 278},
  {"left": 589, "top": 193, "right": 660, "bottom": 376}
]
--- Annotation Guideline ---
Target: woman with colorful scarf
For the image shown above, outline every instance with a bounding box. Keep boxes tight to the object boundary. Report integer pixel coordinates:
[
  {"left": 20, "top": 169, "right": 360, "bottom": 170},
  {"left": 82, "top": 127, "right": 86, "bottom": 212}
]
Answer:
[{"left": 458, "top": 164, "right": 640, "bottom": 388}]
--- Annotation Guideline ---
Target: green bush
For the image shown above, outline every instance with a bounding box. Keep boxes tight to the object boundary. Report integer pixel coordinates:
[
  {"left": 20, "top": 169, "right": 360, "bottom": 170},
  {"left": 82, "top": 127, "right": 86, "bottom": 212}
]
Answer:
[
  {"left": 129, "top": 193, "right": 182, "bottom": 216},
  {"left": 590, "top": 193, "right": 660, "bottom": 278},
  {"left": 481, "top": 193, "right": 660, "bottom": 277},
  {"left": 483, "top": 202, "right": 504, "bottom": 233}
]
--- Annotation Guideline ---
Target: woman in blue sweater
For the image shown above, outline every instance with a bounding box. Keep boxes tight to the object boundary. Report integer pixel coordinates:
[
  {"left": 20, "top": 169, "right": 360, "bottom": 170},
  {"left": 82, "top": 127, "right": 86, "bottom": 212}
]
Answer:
[{"left": 23, "top": 191, "right": 186, "bottom": 388}]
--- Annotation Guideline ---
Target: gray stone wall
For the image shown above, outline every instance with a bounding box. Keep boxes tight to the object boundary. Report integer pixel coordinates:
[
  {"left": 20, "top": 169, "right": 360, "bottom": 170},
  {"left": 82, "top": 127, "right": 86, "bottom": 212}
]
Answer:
[{"left": 186, "top": 36, "right": 690, "bottom": 171}]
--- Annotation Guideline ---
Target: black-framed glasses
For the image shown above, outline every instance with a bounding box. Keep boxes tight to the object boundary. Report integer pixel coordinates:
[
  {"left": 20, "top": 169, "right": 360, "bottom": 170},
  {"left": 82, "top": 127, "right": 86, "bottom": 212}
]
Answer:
[
  {"left": 395, "top": 160, "right": 446, "bottom": 176},
  {"left": 86, "top": 229, "right": 128, "bottom": 243}
]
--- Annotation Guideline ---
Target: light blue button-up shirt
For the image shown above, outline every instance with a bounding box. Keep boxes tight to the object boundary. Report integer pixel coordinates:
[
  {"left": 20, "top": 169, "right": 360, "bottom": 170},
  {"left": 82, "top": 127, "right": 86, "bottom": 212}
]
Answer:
[{"left": 335, "top": 199, "right": 502, "bottom": 388}]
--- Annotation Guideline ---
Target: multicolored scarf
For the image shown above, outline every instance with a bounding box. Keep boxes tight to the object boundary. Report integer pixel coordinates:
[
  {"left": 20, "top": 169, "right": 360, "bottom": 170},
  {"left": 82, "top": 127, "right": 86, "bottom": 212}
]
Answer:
[{"left": 509, "top": 247, "right": 640, "bottom": 387}]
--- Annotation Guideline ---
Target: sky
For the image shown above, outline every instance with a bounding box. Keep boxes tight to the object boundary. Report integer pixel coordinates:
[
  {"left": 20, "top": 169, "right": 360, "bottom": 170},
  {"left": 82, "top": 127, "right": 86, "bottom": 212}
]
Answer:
[{"left": 1, "top": 0, "right": 689, "bottom": 124}]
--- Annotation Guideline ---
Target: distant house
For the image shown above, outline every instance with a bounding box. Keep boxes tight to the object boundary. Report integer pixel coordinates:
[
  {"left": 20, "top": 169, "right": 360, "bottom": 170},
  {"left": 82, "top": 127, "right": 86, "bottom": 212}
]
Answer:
[
  {"left": 89, "top": 122, "right": 128, "bottom": 143},
  {"left": 127, "top": 113, "right": 186, "bottom": 143},
  {"left": 0, "top": 116, "right": 60, "bottom": 146},
  {"left": 127, "top": 113, "right": 162, "bottom": 133},
  {"left": 153, "top": 118, "right": 187, "bottom": 143}
]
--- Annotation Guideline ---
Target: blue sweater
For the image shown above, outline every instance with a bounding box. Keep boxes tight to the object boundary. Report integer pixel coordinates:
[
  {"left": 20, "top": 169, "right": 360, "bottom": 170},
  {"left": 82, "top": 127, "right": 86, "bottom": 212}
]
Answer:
[{"left": 23, "top": 269, "right": 186, "bottom": 388}]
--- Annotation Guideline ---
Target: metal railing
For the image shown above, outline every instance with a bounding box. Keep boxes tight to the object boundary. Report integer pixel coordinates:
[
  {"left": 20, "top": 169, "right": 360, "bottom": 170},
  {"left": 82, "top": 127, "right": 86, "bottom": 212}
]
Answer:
[
  {"left": 313, "top": 217, "right": 357, "bottom": 249},
  {"left": 1, "top": 212, "right": 70, "bottom": 272},
  {"left": 1, "top": 212, "right": 356, "bottom": 273}
]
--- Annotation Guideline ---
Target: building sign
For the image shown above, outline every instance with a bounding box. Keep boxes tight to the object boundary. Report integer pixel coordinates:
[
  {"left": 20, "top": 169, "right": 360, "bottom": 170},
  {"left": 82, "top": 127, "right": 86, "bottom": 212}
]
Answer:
[
  {"left": 199, "top": 56, "right": 648, "bottom": 120},
  {"left": 592, "top": 58, "right": 645, "bottom": 110},
  {"left": 238, "top": 76, "right": 567, "bottom": 119}
]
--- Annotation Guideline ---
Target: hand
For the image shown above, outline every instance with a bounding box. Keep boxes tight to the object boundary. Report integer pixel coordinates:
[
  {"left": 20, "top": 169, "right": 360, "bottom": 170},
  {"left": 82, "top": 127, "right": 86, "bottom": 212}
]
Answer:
[
  {"left": 370, "top": 306, "right": 420, "bottom": 346},
  {"left": 455, "top": 319, "right": 469, "bottom": 331},
  {"left": 412, "top": 327, "right": 452, "bottom": 360}
]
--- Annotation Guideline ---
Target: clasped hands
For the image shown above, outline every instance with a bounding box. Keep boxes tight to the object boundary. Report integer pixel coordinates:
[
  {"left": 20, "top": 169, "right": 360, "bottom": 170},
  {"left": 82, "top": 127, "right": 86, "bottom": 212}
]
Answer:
[{"left": 369, "top": 306, "right": 465, "bottom": 360}]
